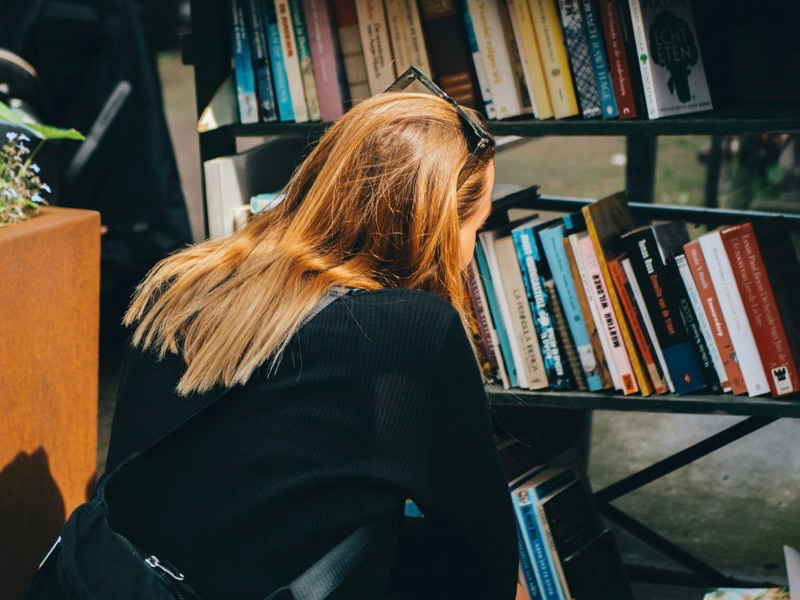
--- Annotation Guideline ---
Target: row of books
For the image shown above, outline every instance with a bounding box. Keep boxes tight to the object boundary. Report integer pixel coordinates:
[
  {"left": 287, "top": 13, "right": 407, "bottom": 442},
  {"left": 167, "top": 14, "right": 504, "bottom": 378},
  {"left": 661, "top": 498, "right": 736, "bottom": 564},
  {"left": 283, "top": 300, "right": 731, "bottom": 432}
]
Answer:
[
  {"left": 466, "top": 191, "right": 800, "bottom": 399},
  {"left": 228, "top": 0, "right": 712, "bottom": 125}
]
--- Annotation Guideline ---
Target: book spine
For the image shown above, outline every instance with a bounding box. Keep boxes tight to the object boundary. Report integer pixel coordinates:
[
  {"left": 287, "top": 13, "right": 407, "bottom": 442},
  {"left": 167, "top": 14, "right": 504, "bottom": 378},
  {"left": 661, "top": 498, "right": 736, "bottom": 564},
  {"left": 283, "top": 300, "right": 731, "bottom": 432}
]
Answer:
[
  {"left": 534, "top": 502, "right": 572, "bottom": 600},
  {"left": 457, "top": 0, "right": 497, "bottom": 119},
  {"left": 508, "top": 0, "right": 554, "bottom": 119},
  {"left": 555, "top": 0, "right": 601, "bottom": 118},
  {"left": 499, "top": 0, "right": 536, "bottom": 116},
  {"left": 624, "top": 229, "right": 705, "bottom": 394},
  {"left": 579, "top": 0, "right": 618, "bottom": 118},
  {"left": 473, "top": 258, "right": 511, "bottom": 388},
  {"left": 245, "top": 0, "right": 279, "bottom": 122},
  {"left": 303, "top": 0, "right": 349, "bottom": 121},
  {"left": 275, "top": 0, "right": 310, "bottom": 122},
  {"left": 419, "top": 0, "right": 482, "bottom": 109},
  {"left": 547, "top": 279, "right": 588, "bottom": 390},
  {"left": 539, "top": 226, "right": 603, "bottom": 390},
  {"left": 596, "top": 0, "right": 636, "bottom": 118},
  {"left": 385, "top": 0, "right": 433, "bottom": 76},
  {"left": 625, "top": 0, "right": 658, "bottom": 118},
  {"left": 667, "top": 258, "right": 721, "bottom": 393},
  {"left": 608, "top": 258, "right": 667, "bottom": 393},
  {"left": 512, "top": 492, "right": 564, "bottom": 600},
  {"left": 465, "top": 0, "right": 526, "bottom": 118},
  {"left": 516, "top": 521, "right": 544, "bottom": 599},
  {"left": 528, "top": 0, "right": 579, "bottom": 118},
  {"left": 231, "top": 0, "right": 260, "bottom": 124},
  {"left": 622, "top": 257, "right": 674, "bottom": 392},
  {"left": 466, "top": 261, "right": 500, "bottom": 375},
  {"left": 495, "top": 235, "right": 548, "bottom": 390},
  {"left": 578, "top": 236, "right": 637, "bottom": 394},
  {"left": 683, "top": 240, "right": 747, "bottom": 395},
  {"left": 263, "top": 0, "right": 296, "bottom": 121},
  {"left": 288, "top": 0, "right": 321, "bottom": 120},
  {"left": 563, "top": 235, "right": 614, "bottom": 389},
  {"left": 354, "top": 0, "right": 396, "bottom": 94},
  {"left": 675, "top": 254, "right": 731, "bottom": 392},
  {"left": 513, "top": 229, "right": 572, "bottom": 390},
  {"left": 721, "top": 224, "right": 800, "bottom": 397},
  {"left": 332, "top": 0, "right": 371, "bottom": 104},
  {"left": 476, "top": 236, "right": 519, "bottom": 388},
  {"left": 698, "top": 232, "right": 770, "bottom": 397}
]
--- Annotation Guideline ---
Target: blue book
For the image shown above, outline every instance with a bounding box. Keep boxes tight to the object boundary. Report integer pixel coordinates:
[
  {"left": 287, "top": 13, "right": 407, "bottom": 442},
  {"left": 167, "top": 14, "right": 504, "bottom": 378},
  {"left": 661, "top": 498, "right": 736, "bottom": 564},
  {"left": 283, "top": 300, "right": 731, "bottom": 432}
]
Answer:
[
  {"left": 579, "top": 0, "right": 619, "bottom": 119},
  {"left": 517, "top": 521, "right": 543, "bottom": 599},
  {"left": 244, "top": 0, "right": 278, "bottom": 122},
  {"left": 474, "top": 240, "right": 518, "bottom": 388},
  {"left": 261, "top": 0, "right": 294, "bottom": 122},
  {"left": 512, "top": 226, "right": 572, "bottom": 390},
  {"left": 230, "top": 0, "right": 260, "bottom": 124},
  {"left": 539, "top": 225, "right": 604, "bottom": 391}
]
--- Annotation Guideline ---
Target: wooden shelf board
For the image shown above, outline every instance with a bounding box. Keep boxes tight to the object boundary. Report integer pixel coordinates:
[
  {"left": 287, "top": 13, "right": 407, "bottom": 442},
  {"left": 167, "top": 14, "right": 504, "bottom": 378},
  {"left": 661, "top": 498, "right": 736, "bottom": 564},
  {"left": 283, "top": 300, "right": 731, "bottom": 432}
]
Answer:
[{"left": 487, "top": 384, "right": 800, "bottom": 418}]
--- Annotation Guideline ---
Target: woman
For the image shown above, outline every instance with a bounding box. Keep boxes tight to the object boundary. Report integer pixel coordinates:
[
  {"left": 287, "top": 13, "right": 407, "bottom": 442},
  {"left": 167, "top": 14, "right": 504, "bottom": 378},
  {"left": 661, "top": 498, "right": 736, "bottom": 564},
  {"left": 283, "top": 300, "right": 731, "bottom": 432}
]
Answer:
[{"left": 105, "top": 88, "right": 518, "bottom": 599}]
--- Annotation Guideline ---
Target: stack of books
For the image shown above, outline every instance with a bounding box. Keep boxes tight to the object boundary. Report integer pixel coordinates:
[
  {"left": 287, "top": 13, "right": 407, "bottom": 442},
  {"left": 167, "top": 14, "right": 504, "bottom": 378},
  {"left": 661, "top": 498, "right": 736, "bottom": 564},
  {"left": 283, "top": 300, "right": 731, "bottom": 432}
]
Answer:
[
  {"left": 468, "top": 191, "right": 800, "bottom": 400},
  {"left": 227, "top": 0, "right": 713, "bottom": 125}
]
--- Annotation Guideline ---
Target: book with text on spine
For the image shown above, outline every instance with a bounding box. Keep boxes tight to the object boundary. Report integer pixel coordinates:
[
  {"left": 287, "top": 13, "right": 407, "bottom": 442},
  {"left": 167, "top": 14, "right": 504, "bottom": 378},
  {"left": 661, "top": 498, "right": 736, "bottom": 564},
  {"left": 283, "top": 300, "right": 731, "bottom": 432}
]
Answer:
[
  {"left": 244, "top": 0, "right": 278, "bottom": 122},
  {"left": 303, "top": 0, "right": 349, "bottom": 122},
  {"left": 556, "top": 0, "right": 601, "bottom": 118},
  {"left": 263, "top": 0, "right": 296, "bottom": 121},
  {"left": 332, "top": 0, "right": 371, "bottom": 105},
  {"left": 580, "top": 0, "right": 619, "bottom": 119},
  {"left": 597, "top": 0, "right": 637, "bottom": 118},
  {"left": 288, "top": 0, "right": 321, "bottom": 120},
  {"left": 508, "top": 0, "right": 554, "bottom": 119},
  {"left": 231, "top": 0, "right": 260, "bottom": 124},
  {"left": 457, "top": 0, "right": 497, "bottom": 119},
  {"left": 354, "top": 0, "right": 396, "bottom": 95},
  {"left": 466, "top": 259, "right": 505, "bottom": 385},
  {"left": 275, "top": 0, "right": 310, "bottom": 122},
  {"left": 547, "top": 279, "right": 588, "bottom": 390},
  {"left": 385, "top": 0, "right": 432, "bottom": 78}
]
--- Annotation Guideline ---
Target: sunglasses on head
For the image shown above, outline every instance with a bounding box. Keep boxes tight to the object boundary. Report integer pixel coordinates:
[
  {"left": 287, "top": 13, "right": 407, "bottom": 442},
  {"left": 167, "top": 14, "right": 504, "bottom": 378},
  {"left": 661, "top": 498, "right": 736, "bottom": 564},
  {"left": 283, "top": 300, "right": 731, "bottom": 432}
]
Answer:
[{"left": 385, "top": 66, "right": 495, "bottom": 190}]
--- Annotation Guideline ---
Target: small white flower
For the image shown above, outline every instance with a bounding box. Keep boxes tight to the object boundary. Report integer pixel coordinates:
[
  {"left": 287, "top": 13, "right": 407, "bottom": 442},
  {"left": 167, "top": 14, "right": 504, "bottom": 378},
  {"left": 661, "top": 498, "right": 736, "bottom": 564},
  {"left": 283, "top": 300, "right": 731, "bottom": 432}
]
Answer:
[
  {"left": 32, "top": 193, "right": 43, "bottom": 203},
  {"left": 40, "top": 182, "right": 51, "bottom": 193},
  {"left": 5, "top": 132, "right": 18, "bottom": 141},
  {"left": 18, "top": 134, "right": 31, "bottom": 142},
  {"left": 30, "top": 163, "right": 40, "bottom": 173},
  {"left": 16, "top": 143, "right": 30, "bottom": 154}
]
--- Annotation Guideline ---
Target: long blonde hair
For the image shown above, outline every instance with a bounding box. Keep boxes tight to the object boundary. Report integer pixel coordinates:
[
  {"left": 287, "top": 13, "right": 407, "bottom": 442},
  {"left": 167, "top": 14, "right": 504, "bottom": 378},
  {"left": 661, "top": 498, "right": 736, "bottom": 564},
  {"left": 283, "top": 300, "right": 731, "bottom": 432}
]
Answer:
[{"left": 125, "top": 92, "right": 495, "bottom": 396}]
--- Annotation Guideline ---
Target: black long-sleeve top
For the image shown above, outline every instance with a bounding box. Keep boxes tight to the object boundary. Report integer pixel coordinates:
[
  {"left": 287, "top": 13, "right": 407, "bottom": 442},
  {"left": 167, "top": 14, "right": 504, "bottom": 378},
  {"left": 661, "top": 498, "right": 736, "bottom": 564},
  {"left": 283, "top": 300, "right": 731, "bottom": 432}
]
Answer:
[{"left": 105, "top": 288, "right": 518, "bottom": 599}]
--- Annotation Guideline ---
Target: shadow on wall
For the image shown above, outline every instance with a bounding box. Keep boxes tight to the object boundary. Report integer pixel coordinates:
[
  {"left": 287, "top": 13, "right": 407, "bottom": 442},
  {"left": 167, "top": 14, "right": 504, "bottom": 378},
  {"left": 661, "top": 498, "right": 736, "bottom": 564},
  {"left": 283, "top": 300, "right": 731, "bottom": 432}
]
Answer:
[{"left": 0, "top": 448, "right": 65, "bottom": 600}]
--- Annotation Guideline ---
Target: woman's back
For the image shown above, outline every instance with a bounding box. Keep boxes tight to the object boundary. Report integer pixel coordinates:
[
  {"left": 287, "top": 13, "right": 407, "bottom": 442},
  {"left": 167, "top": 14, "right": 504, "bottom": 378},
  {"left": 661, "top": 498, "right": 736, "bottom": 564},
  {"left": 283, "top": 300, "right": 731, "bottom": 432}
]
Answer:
[{"left": 106, "top": 288, "right": 516, "bottom": 599}]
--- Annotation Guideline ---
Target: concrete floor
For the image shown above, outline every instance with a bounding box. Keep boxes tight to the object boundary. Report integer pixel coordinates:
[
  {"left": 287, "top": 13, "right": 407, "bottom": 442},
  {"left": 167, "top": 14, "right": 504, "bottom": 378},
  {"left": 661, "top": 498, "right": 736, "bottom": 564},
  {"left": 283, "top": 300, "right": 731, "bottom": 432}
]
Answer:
[{"left": 96, "top": 51, "right": 799, "bottom": 599}]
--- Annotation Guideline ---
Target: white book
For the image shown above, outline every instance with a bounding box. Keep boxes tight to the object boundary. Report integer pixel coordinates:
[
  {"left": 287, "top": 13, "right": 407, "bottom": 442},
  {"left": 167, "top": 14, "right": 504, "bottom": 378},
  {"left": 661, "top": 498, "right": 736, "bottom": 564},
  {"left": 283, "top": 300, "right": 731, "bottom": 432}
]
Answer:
[
  {"left": 203, "top": 157, "right": 250, "bottom": 240},
  {"left": 275, "top": 0, "right": 310, "bottom": 122},
  {"left": 354, "top": 0, "right": 396, "bottom": 95},
  {"left": 384, "top": 0, "right": 432, "bottom": 75},
  {"left": 675, "top": 254, "right": 731, "bottom": 392},
  {"left": 479, "top": 230, "right": 529, "bottom": 390},
  {"left": 623, "top": 257, "right": 674, "bottom": 393},
  {"left": 698, "top": 231, "right": 770, "bottom": 397},
  {"left": 570, "top": 233, "right": 622, "bottom": 391}
]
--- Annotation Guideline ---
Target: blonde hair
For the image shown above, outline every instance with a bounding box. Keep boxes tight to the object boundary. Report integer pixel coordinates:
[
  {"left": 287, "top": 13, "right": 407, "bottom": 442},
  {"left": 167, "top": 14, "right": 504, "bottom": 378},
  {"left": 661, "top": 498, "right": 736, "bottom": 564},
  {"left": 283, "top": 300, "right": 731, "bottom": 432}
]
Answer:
[{"left": 125, "top": 92, "right": 495, "bottom": 396}]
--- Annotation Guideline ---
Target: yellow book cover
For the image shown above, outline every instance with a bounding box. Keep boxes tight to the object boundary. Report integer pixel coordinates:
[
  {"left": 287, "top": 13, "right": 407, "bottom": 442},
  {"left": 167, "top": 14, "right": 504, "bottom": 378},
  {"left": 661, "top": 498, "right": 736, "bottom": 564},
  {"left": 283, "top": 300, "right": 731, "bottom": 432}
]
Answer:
[
  {"left": 582, "top": 192, "right": 655, "bottom": 396},
  {"left": 527, "top": 0, "right": 578, "bottom": 119},
  {"left": 508, "top": 0, "right": 554, "bottom": 119}
]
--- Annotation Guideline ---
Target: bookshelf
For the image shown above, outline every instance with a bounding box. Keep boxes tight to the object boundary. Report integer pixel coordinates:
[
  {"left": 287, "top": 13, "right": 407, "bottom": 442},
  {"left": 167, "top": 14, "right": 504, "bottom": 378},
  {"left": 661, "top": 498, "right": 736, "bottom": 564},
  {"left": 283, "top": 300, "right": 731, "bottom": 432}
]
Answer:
[{"left": 185, "top": 0, "right": 800, "bottom": 590}]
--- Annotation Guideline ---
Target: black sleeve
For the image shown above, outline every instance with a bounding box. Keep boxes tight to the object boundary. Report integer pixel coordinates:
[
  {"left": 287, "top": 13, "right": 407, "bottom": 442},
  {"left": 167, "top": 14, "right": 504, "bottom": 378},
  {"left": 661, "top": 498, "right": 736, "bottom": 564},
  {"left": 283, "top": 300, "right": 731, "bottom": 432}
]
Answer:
[{"left": 405, "top": 313, "right": 518, "bottom": 600}]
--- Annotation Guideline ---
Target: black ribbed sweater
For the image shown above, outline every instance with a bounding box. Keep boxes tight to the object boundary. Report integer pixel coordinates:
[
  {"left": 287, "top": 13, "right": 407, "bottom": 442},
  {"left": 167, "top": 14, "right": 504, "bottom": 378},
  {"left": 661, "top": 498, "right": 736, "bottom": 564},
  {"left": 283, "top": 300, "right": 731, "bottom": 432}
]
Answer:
[{"left": 105, "top": 288, "right": 518, "bottom": 599}]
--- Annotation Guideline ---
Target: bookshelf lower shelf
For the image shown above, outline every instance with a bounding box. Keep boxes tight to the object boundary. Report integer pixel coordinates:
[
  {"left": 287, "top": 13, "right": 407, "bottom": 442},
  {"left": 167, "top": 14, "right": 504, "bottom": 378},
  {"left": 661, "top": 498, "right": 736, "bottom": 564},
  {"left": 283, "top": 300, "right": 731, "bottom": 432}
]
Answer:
[{"left": 487, "top": 384, "right": 800, "bottom": 418}]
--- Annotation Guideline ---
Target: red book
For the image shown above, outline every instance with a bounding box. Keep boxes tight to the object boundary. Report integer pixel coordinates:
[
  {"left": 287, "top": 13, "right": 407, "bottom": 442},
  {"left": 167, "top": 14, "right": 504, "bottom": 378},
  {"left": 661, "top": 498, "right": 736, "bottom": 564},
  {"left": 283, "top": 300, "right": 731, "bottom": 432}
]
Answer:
[
  {"left": 608, "top": 256, "right": 667, "bottom": 394},
  {"left": 720, "top": 223, "right": 800, "bottom": 397},
  {"left": 597, "top": 0, "right": 637, "bottom": 119},
  {"left": 683, "top": 240, "right": 747, "bottom": 395}
]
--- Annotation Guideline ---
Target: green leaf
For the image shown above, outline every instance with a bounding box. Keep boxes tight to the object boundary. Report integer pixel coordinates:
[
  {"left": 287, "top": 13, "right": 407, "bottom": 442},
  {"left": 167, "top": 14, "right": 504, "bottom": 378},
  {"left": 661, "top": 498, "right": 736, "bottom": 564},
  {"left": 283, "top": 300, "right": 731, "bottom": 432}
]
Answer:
[
  {"left": 0, "top": 101, "right": 24, "bottom": 123},
  {"left": 0, "top": 101, "right": 85, "bottom": 140}
]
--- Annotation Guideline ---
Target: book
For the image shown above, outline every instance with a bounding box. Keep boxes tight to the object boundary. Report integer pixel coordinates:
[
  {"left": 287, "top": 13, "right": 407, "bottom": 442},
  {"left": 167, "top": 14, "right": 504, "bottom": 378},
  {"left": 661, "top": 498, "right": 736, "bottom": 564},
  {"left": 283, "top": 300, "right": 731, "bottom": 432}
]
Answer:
[
  {"left": 230, "top": 0, "right": 260, "bottom": 124},
  {"left": 560, "top": 529, "right": 635, "bottom": 600},
  {"left": 384, "top": 0, "right": 432, "bottom": 76},
  {"left": 539, "top": 224, "right": 605, "bottom": 390},
  {"left": 507, "top": 0, "right": 554, "bottom": 119},
  {"left": 623, "top": 226, "right": 706, "bottom": 394},
  {"left": 703, "top": 591, "right": 789, "bottom": 600},
  {"left": 513, "top": 224, "right": 572, "bottom": 390},
  {"left": 528, "top": 0, "right": 579, "bottom": 118},
  {"left": 596, "top": 0, "right": 637, "bottom": 118},
  {"left": 288, "top": 0, "right": 322, "bottom": 120},
  {"left": 683, "top": 240, "right": 747, "bottom": 395},
  {"left": 457, "top": 0, "right": 497, "bottom": 119},
  {"left": 579, "top": 0, "right": 619, "bottom": 119},
  {"left": 626, "top": 0, "right": 712, "bottom": 119},
  {"left": 547, "top": 279, "right": 588, "bottom": 391},
  {"left": 332, "top": 0, "right": 371, "bottom": 105},
  {"left": 539, "top": 480, "right": 601, "bottom": 561},
  {"left": 608, "top": 255, "right": 667, "bottom": 394},
  {"left": 675, "top": 253, "right": 731, "bottom": 392},
  {"left": 517, "top": 521, "right": 544, "bottom": 599},
  {"left": 263, "top": 0, "right": 296, "bottom": 121},
  {"left": 354, "top": 0, "right": 396, "bottom": 95},
  {"left": 555, "top": 0, "right": 601, "bottom": 118},
  {"left": 582, "top": 192, "right": 654, "bottom": 396},
  {"left": 577, "top": 235, "right": 637, "bottom": 394},
  {"left": 303, "top": 0, "right": 349, "bottom": 121},
  {"left": 698, "top": 231, "right": 770, "bottom": 397},
  {"left": 721, "top": 222, "right": 800, "bottom": 397},
  {"left": 419, "top": 0, "right": 482, "bottom": 109},
  {"left": 466, "top": 259, "right": 502, "bottom": 381},
  {"left": 244, "top": 0, "right": 278, "bottom": 122},
  {"left": 275, "top": 0, "right": 310, "bottom": 122},
  {"left": 495, "top": 234, "right": 548, "bottom": 390}
]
